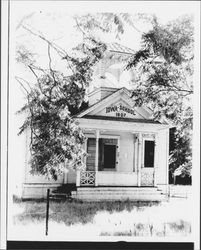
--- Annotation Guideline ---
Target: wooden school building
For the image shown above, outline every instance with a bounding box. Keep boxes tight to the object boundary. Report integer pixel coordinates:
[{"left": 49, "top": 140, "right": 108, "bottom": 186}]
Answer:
[{"left": 21, "top": 43, "right": 170, "bottom": 200}]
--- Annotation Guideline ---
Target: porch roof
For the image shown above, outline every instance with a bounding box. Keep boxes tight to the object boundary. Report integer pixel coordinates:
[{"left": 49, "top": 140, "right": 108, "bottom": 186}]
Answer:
[
  {"left": 76, "top": 117, "right": 169, "bottom": 133},
  {"left": 83, "top": 115, "right": 161, "bottom": 124}
]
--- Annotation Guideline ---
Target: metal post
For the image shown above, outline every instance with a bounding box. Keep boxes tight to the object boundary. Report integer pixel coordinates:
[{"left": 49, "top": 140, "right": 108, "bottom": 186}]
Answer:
[{"left": 45, "top": 189, "right": 50, "bottom": 236}]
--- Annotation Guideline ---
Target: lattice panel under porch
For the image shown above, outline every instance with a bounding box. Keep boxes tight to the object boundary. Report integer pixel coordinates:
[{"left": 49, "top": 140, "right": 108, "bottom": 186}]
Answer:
[
  {"left": 141, "top": 172, "right": 154, "bottom": 186},
  {"left": 80, "top": 171, "right": 96, "bottom": 186}
]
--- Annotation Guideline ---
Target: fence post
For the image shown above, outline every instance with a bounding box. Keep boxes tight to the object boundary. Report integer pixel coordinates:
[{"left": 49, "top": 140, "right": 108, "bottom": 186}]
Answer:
[{"left": 45, "top": 189, "right": 50, "bottom": 236}]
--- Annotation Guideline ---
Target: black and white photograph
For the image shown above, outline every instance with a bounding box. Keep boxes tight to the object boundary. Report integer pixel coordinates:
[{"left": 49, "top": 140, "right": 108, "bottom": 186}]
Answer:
[{"left": 1, "top": 1, "right": 200, "bottom": 249}]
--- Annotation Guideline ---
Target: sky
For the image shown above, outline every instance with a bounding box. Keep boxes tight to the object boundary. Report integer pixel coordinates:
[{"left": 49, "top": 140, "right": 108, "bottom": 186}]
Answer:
[{"left": 12, "top": 1, "right": 199, "bottom": 51}]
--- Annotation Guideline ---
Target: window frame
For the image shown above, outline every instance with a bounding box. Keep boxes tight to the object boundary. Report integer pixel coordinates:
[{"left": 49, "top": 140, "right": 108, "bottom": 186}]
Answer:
[{"left": 142, "top": 137, "right": 155, "bottom": 169}]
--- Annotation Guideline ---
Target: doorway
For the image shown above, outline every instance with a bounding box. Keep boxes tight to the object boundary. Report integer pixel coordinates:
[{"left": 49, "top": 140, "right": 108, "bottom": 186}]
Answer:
[
  {"left": 98, "top": 138, "right": 118, "bottom": 171},
  {"left": 104, "top": 144, "right": 116, "bottom": 169},
  {"left": 141, "top": 139, "right": 155, "bottom": 186}
]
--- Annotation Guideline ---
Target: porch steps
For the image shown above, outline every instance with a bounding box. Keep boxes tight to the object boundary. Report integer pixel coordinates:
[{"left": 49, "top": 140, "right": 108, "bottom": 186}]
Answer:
[
  {"left": 50, "top": 184, "right": 76, "bottom": 200},
  {"left": 71, "top": 187, "right": 167, "bottom": 201}
]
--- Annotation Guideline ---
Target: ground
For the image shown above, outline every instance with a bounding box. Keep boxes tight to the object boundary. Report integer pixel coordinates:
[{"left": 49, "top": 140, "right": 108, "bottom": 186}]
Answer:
[{"left": 8, "top": 185, "right": 193, "bottom": 241}]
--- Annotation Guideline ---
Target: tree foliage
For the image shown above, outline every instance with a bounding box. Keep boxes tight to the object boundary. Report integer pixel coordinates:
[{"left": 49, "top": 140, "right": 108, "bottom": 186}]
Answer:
[
  {"left": 75, "top": 13, "right": 155, "bottom": 39},
  {"left": 77, "top": 13, "right": 194, "bottom": 177},
  {"left": 126, "top": 15, "right": 194, "bottom": 176},
  {"left": 17, "top": 31, "right": 106, "bottom": 180}
]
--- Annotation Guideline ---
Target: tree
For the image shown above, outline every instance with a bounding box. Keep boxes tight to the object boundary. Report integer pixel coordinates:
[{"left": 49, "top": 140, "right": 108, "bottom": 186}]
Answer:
[
  {"left": 75, "top": 13, "right": 155, "bottom": 39},
  {"left": 76, "top": 13, "right": 194, "bottom": 177},
  {"left": 125, "top": 15, "right": 193, "bottom": 177},
  {"left": 16, "top": 27, "right": 106, "bottom": 180}
]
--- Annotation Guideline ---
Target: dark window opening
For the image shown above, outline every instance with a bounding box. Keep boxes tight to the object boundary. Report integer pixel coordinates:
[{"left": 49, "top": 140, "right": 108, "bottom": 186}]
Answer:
[
  {"left": 104, "top": 144, "right": 116, "bottom": 169},
  {"left": 144, "top": 140, "right": 155, "bottom": 168}
]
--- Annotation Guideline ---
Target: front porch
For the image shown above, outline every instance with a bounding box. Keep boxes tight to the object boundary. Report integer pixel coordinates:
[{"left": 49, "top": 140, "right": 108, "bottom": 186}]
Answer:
[
  {"left": 71, "top": 127, "right": 168, "bottom": 200},
  {"left": 73, "top": 161, "right": 167, "bottom": 200},
  {"left": 74, "top": 129, "right": 158, "bottom": 188},
  {"left": 76, "top": 170, "right": 155, "bottom": 187}
]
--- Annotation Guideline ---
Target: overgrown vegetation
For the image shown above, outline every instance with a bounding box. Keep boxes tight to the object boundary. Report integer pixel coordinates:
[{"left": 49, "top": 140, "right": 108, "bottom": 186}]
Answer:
[
  {"left": 13, "top": 199, "right": 159, "bottom": 226},
  {"left": 126, "top": 16, "right": 193, "bottom": 177},
  {"left": 12, "top": 198, "right": 191, "bottom": 237},
  {"left": 16, "top": 27, "right": 106, "bottom": 180}
]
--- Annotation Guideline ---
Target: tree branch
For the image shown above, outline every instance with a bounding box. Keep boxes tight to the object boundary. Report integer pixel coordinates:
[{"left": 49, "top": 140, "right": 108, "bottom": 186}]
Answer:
[
  {"left": 28, "top": 65, "right": 39, "bottom": 80},
  {"left": 145, "top": 87, "right": 193, "bottom": 98},
  {"left": 28, "top": 65, "right": 51, "bottom": 100},
  {"left": 47, "top": 43, "right": 58, "bottom": 101},
  {"left": 30, "top": 64, "right": 48, "bottom": 74},
  {"left": 15, "top": 76, "right": 36, "bottom": 146},
  {"left": 74, "top": 17, "right": 88, "bottom": 39},
  {"left": 22, "top": 24, "right": 68, "bottom": 58},
  {"left": 15, "top": 76, "right": 33, "bottom": 92},
  {"left": 167, "top": 83, "right": 193, "bottom": 94},
  {"left": 15, "top": 76, "right": 30, "bottom": 94}
]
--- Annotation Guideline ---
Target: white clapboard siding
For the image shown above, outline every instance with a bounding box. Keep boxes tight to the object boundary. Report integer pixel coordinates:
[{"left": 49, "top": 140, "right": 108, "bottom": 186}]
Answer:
[{"left": 86, "top": 138, "right": 96, "bottom": 171}]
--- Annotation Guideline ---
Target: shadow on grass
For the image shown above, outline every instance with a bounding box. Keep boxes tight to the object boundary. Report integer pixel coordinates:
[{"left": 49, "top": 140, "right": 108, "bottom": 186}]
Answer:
[{"left": 13, "top": 197, "right": 160, "bottom": 226}]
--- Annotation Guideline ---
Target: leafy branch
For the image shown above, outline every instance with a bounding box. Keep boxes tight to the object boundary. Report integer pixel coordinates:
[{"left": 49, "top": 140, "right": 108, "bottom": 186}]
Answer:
[{"left": 16, "top": 25, "right": 106, "bottom": 180}]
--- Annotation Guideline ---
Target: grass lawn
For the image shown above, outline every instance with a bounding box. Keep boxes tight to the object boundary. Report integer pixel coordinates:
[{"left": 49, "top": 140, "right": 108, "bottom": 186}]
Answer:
[
  {"left": 10, "top": 196, "right": 192, "bottom": 239},
  {"left": 13, "top": 198, "right": 159, "bottom": 225}
]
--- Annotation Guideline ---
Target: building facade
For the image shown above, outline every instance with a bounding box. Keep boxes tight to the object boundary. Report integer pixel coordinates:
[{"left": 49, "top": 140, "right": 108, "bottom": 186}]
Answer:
[{"left": 21, "top": 43, "right": 170, "bottom": 200}]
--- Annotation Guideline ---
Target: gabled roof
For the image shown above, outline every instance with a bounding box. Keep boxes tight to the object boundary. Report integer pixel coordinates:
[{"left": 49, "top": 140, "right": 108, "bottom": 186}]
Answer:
[
  {"left": 75, "top": 87, "right": 132, "bottom": 118},
  {"left": 74, "top": 86, "right": 171, "bottom": 126}
]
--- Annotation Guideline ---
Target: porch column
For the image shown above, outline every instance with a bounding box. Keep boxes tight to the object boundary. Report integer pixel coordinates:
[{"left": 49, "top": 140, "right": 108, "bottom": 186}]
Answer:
[
  {"left": 63, "top": 159, "right": 69, "bottom": 184},
  {"left": 76, "top": 170, "right": 80, "bottom": 187},
  {"left": 153, "top": 134, "right": 158, "bottom": 187},
  {"left": 84, "top": 137, "right": 88, "bottom": 167},
  {"left": 95, "top": 130, "right": 100, "bottom": 186},
  {"left": 137, "top": 133, "right": 142, "bottom": 187},
  {"left": 133, "top": 134, "right": 138, "bottom": 172},
  {"left": 63, "top": 159, "right": 67, "bottom": 184}
]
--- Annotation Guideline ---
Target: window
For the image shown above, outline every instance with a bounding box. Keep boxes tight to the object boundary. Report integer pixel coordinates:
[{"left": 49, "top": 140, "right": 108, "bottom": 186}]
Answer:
[{"left": 144, "top": 140, "right": 155, "bottom": 168}]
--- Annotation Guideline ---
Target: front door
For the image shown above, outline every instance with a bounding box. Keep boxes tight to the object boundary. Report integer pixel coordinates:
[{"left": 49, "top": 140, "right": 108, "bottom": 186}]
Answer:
[
  {"left": 104, "top": 144, "right": 116, "bottom": 169},
  {"left": 98, "top": 138, "right": 117, "bottom": 171},
  {"left": 141, "top": 140, "right": 155, "bottom": 186}
]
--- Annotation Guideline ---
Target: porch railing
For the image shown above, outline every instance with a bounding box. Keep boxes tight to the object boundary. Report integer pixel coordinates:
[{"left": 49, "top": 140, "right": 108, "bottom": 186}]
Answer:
[{"left": 80, "top": 171, "right": 96, "bottom": 186}]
